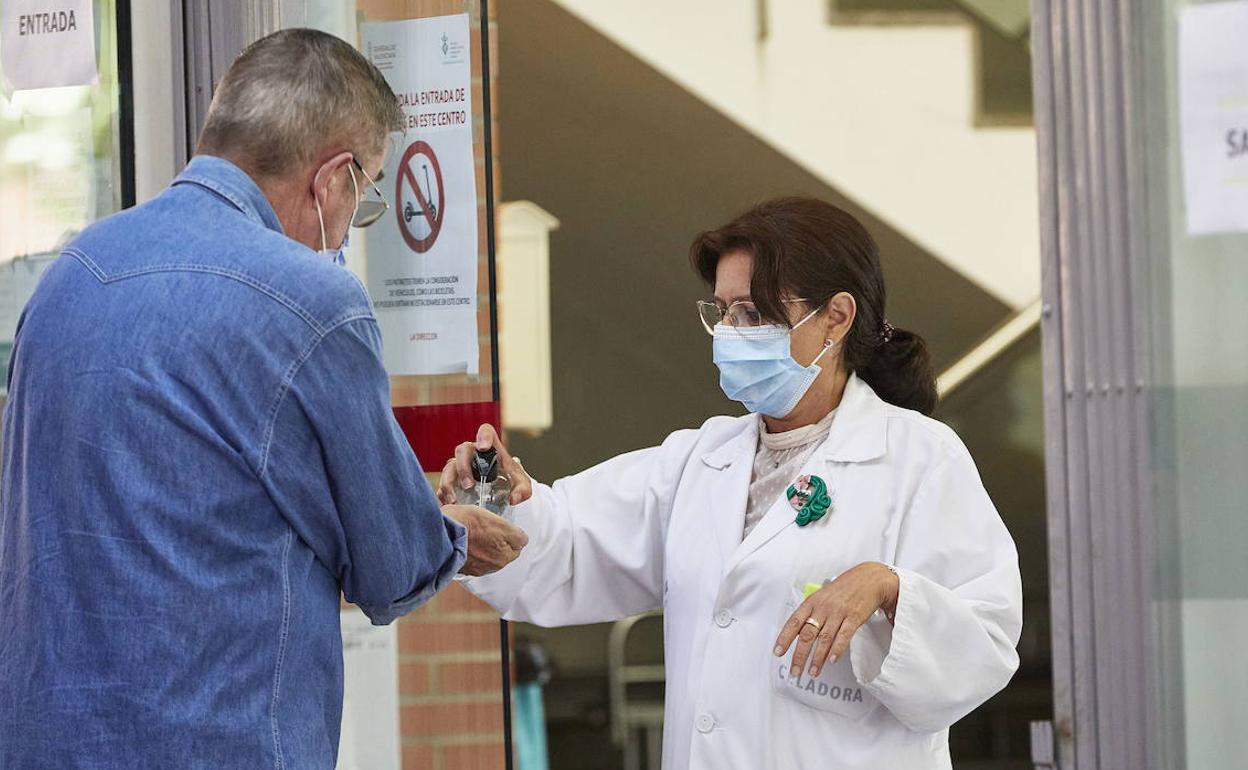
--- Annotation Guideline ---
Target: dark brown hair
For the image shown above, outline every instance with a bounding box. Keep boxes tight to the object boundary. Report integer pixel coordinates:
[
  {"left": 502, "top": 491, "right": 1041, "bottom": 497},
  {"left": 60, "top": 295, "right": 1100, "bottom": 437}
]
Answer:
[{"left": 690, "top": 197, "right": 938, "bottom": 415}]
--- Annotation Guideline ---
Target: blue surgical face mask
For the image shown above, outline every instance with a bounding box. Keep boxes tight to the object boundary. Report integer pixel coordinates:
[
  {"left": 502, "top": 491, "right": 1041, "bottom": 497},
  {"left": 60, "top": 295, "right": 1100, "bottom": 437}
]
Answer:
[
  {"left": 323, "top": 231, "right": 349, "bottom": 267},
  {"left": 314, "top": 163, "right": 360, "bottom": 267},
  {"left": 712, "top": 308, "right": 835, "bottom": 417}
]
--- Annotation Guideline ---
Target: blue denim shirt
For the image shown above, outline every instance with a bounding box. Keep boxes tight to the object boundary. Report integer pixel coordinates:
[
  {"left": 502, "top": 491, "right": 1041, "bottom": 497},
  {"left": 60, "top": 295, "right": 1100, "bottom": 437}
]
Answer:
[{"left": 0, "top": 156, "right": 468, "bottom": 769}]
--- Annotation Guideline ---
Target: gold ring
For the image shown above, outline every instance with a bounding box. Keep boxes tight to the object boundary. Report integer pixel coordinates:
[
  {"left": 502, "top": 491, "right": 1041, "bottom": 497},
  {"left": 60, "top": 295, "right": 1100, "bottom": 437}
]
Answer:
[{"left": 803, "top": 617, "right": 822, "bottom": 630}]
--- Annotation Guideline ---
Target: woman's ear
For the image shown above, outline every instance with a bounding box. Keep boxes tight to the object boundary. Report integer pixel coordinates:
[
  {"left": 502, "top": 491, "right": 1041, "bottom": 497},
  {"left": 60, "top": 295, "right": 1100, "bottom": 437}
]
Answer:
[{"left": 824, "top": 292, "right": 857, "bottom": 343}]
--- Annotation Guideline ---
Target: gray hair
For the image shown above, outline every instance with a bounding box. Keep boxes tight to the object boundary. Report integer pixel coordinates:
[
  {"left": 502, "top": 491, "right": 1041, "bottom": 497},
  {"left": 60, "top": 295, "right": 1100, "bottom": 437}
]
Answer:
[{"left": 197, "top": 28, "right": 403, "bottom": 176}]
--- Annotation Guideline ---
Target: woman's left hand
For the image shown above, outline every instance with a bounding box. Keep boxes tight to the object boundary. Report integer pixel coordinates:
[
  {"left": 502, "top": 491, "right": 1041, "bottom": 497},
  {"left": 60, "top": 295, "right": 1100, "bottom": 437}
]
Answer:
[{"left": 773, "top": 561, "right": 900, "bottom": 679}]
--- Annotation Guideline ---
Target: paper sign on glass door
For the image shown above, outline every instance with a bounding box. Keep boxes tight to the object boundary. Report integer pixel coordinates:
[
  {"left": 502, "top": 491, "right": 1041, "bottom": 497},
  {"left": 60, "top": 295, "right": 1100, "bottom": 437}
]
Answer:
[
  {"left": 360, "top": 14, "right": 480, "bottom": 376},
  {"left": 1179, "top": 1, "right": 1248, "bottom": 235},
  {"left": 0, "top": 0, "right": 97, "bottom": 93}
]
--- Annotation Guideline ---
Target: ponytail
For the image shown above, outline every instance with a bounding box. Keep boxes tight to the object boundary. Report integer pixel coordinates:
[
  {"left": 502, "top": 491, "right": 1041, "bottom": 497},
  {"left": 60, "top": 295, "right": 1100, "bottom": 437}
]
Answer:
[{"left": 855, "top": 327, "right": 938, "bottom": 416}]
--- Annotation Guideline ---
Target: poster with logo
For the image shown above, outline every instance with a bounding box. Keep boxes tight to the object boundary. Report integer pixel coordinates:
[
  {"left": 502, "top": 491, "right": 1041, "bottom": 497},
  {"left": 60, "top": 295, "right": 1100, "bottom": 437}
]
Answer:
[
  {"left": 0, "top": 0, "right": 97, "bottom": 93},
  {"left": 360, "top": 14, "right": 479, "bottom": 376},
  {"left": 1179, "top": 1, "right": 1248, "bottom": 235}
]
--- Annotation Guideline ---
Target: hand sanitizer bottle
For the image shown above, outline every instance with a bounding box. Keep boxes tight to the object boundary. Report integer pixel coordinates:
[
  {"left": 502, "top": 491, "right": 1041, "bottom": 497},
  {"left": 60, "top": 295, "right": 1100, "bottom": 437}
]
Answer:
[{"left": 454, "top": 447, "right": 513, "bottom": 520}]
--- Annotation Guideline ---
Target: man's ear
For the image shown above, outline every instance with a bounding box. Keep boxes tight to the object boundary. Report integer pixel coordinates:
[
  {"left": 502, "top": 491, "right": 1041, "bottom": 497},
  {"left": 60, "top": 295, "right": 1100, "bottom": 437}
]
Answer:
[{"left": 311, "top": 151, "right": 354, "bottom": 205}]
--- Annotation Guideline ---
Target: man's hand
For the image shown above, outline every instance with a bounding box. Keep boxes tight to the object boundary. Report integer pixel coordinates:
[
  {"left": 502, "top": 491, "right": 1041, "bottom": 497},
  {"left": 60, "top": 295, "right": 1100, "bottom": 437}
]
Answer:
[{"left": 442, "top": 504, "right": 529, "bottom": 576}]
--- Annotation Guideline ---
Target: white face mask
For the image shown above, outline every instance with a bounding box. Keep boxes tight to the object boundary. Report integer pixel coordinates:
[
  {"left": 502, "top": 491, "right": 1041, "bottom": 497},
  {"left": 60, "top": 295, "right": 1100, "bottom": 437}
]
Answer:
[{"left": 314, "top": 163, "right": 360, "bottom": 266}]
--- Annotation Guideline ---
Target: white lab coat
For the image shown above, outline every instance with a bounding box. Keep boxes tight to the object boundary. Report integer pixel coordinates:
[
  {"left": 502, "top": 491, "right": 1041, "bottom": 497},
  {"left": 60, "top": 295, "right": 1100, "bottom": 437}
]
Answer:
[{"left": 464, "top": 375, "right": 1022, "bottom": 769}]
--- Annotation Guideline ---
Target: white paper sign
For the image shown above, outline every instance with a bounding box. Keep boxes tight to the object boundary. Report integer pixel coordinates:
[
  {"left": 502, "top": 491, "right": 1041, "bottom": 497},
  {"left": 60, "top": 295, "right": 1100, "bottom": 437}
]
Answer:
[
  {"left": 0, "top": 1, "right": 97, "bottom": 93},
  {"left": 360, "top": 15, "right": 480, "bottom": 375},
  {"left": 336, "top": 608, "right": 400, "bottom": 770},
  {"left": 1179, "top": 1, "right": 1248, "bottom": 235}
]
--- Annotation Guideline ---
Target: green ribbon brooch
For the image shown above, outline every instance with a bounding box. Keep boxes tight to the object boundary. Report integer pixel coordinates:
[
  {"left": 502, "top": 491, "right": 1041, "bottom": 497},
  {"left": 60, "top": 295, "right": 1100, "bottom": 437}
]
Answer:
[{"left": 787, "top": 474, "right": 832, "bottom": 527}]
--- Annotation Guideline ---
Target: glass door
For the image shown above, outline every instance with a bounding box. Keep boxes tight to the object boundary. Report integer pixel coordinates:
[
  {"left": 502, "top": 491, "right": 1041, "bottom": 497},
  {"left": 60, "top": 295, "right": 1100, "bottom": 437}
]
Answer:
[
  {"left": 0, "top": 0, "right": 133, "bottom": 401},
  {"left": 1139, "top": 0, "right": 1248, "bottom": 765}
]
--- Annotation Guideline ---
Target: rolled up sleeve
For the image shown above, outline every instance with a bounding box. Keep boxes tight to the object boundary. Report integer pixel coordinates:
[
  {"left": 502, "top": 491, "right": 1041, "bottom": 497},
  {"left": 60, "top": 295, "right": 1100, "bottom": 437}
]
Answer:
[
  {"left": 260, "top": 316, "right": 466, "bottom": 625},
  {"left": 849, "top": 447, "right": 1023, "bottom": 733}
]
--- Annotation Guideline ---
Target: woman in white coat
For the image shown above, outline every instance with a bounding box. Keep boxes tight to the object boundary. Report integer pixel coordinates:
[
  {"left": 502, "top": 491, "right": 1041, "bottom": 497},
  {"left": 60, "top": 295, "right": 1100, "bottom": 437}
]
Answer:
[{"left": 440, "top": 197, "right": 1022, "bottom": 769}]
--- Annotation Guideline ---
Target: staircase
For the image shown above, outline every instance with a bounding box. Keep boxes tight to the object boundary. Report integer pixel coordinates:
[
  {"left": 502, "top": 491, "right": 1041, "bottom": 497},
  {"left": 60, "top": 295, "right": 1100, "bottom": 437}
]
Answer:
[
  {"left": 544, "top": 0, "right": 1040, "bottom": 310},
  {"left": 829, "top": 0, "right": 1032, "bottom": 125}
]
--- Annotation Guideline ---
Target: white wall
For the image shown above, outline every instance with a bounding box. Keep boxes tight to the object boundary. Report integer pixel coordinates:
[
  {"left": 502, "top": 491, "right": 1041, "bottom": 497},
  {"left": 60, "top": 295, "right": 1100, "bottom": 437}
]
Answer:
[{"left": 549, "top": 0, "right": 1040, "bottom": 310}]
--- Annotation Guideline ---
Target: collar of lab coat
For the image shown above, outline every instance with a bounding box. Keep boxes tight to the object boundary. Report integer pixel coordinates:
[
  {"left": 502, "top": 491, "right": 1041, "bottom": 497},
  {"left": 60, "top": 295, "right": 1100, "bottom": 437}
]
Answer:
[
  {"left": 700, "top": 375, "right": 889, "bottom": 576},
  {"left": 700, "top": 373, "right": 888, "bottom": 470}
]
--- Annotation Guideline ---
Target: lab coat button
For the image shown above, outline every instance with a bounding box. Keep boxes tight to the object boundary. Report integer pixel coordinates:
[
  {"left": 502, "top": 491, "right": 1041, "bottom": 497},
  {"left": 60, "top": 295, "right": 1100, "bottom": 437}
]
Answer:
[
  {"left": 696, "top": 714, "right": 715, "bottom": 733},
  {"left": 714, "top": 609, "right": 732, "bottom": 628}
]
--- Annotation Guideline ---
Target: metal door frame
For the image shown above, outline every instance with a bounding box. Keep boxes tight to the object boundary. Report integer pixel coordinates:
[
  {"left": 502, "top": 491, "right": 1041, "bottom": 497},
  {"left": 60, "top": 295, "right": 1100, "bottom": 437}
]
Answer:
[
  {"left": 181, "top": 0, "right": 281, "bottom": 158},
  {"left": 127, "top": 0, "right": 187, "bottom": 201},
  {"left": 1031, "top": 1, "right": 1182, "bottom": 768}
]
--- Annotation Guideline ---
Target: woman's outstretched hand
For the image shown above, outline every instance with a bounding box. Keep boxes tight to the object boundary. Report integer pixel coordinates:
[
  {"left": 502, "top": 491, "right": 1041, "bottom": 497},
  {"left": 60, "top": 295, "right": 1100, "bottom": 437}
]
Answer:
[{"left": 436, "top": 424, "right": 534, "bottom": 507}]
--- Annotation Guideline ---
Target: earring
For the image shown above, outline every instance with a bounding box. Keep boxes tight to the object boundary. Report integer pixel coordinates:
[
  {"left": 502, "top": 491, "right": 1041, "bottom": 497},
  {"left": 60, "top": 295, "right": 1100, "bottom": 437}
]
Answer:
[{"left": 810, "top": 337, "right": 837, "bottom": 367}]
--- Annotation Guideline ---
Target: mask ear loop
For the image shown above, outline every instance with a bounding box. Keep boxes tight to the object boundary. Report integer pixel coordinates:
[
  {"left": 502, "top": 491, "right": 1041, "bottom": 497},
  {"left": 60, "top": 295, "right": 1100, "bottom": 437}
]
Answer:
[
  {"left": 315, "top": 191, "right": 328, "bottom": 253},
  {"left": 315, "top": 161, "right": 358, "bottom": 253},
  {"left": 792, "top": 303, "right": 836, "bottom": 368}
]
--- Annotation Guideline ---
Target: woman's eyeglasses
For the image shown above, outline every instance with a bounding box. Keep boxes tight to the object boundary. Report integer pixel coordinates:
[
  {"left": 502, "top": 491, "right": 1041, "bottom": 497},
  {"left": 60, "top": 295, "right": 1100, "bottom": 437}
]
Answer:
[{"left": 696, "top": 298, "right": 812, "bottom": 336}]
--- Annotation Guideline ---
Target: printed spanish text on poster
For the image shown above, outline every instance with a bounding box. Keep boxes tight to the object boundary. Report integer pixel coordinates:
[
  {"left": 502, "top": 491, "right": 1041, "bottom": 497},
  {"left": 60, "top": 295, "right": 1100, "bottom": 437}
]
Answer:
[{"left": 361, "top": 14, "right": 479, "bottom": 375}]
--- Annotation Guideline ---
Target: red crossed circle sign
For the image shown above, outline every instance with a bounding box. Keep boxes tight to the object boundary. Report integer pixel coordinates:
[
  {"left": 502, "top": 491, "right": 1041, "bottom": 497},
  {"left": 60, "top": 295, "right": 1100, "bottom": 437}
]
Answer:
[{"left": 395, "top": 140, "right": 445, "bottom": 253}]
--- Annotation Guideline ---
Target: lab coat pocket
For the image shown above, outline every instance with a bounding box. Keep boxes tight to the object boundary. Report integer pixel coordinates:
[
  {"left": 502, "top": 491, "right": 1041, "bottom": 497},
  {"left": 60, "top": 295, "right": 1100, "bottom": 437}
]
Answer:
[{"left": 770, "top": 593, "right": 882, "bottom": 722}]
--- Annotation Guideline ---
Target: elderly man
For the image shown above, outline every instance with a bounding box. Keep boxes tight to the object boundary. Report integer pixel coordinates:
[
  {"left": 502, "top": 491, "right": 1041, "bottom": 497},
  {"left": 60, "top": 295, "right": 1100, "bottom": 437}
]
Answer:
[{"left": 0, "top": 29, "right": 526, "bottom": 768}]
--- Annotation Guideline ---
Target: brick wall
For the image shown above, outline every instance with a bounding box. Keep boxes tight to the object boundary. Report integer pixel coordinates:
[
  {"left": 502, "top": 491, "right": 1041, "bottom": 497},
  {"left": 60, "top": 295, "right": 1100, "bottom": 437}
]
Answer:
[{"left": 397, "top": 584, "right": 508, "bottom": 770}]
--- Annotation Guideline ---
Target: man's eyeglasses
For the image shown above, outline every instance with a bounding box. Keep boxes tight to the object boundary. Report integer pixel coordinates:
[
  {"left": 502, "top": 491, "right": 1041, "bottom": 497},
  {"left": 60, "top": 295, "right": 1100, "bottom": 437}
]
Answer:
[{"left": 351, "top": 158, "right": 389, "bottom": 228}]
